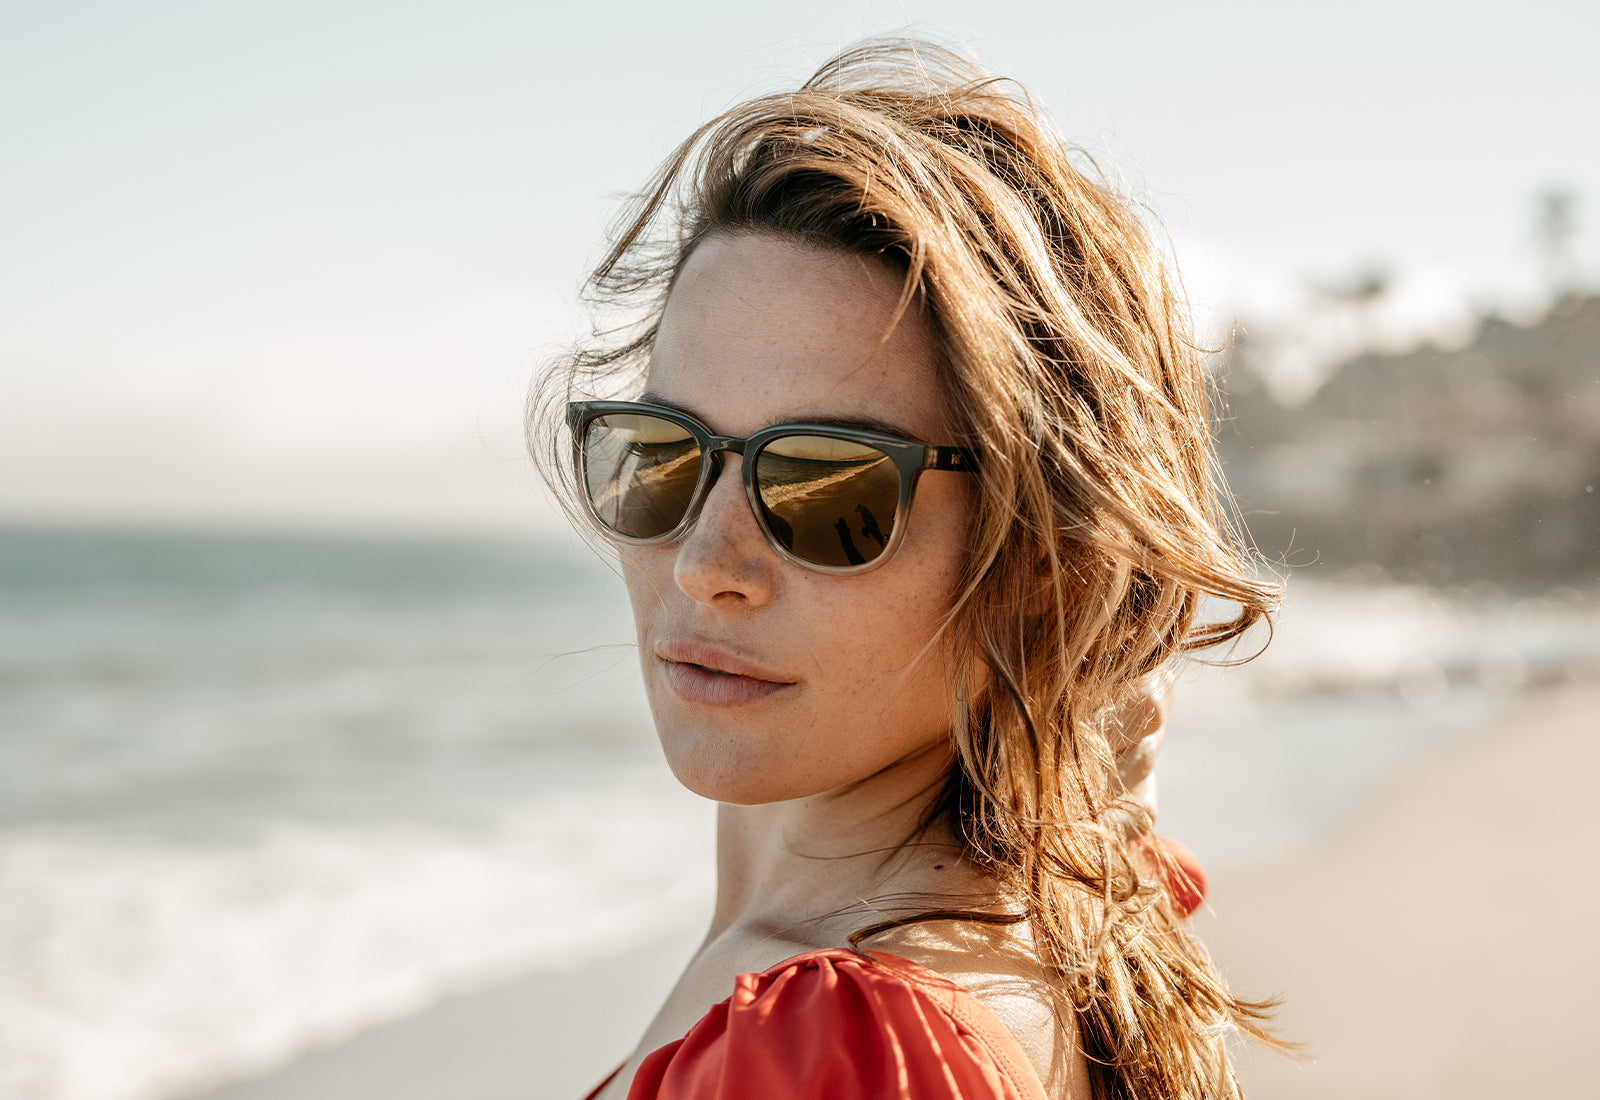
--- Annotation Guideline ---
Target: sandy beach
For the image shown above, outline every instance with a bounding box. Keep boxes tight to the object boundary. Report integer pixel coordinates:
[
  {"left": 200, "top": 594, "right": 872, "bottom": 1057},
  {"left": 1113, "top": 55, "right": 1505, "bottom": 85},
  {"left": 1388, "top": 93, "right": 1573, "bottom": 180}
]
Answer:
[
  {"left": 186, "top": 678, "right": 1600, "bottom": 1100},
  {"left": 1200, "top": 677, "right": 1600, "bottom": 1097}
]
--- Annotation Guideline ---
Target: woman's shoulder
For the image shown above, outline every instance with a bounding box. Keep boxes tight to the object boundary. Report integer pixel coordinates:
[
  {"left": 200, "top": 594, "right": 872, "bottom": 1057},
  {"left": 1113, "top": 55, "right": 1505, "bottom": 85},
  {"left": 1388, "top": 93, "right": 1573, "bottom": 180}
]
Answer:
[
  {"left": 628, "top": 947, "right": 1050, "bottom": 1100},
  {"left": 870, "top": 922, "right": 1086, "bottom": 1097}
]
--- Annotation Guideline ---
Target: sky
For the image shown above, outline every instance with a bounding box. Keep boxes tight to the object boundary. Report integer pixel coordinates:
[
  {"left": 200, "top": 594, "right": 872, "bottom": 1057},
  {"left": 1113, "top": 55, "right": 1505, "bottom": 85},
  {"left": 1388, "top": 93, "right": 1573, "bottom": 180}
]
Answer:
[{"left": 3, "top": 0, "right": 1596, "bottom": 535}]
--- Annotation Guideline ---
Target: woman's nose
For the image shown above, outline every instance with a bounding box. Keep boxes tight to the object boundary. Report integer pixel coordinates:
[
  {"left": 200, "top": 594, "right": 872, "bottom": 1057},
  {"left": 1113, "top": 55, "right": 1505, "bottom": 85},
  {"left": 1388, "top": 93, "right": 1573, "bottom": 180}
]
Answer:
[{"left": 672, "top": 456, "right": 778, "bottom": 607}]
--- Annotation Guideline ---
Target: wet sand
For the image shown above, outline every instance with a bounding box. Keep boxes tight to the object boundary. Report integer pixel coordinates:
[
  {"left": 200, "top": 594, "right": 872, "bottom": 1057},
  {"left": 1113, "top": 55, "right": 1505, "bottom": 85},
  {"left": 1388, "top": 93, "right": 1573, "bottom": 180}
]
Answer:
[{"left": 186, "top": 679, "right": 1599, "bottom": 1099}]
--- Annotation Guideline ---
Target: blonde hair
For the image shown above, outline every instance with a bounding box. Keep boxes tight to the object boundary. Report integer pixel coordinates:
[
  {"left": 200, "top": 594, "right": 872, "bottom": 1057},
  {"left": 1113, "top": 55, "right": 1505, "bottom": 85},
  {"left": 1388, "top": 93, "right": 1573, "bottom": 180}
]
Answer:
[{"left": 532, "top": 38, "right": 1284, "bottom": 1100}]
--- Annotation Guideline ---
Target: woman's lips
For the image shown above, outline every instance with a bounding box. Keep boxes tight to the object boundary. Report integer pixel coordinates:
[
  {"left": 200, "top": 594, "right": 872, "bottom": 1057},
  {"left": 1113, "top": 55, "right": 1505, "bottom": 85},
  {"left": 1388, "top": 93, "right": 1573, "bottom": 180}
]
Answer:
[{"left": 656, "top": 638, "right": 795, "bottom": 707}]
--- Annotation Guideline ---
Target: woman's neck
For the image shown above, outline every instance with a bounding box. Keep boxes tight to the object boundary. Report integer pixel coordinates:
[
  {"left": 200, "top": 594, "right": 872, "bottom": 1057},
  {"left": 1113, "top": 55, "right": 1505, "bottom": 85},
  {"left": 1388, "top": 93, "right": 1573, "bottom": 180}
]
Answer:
[{"left": 705, "top": 743, "right": 987, "bottom": 949}]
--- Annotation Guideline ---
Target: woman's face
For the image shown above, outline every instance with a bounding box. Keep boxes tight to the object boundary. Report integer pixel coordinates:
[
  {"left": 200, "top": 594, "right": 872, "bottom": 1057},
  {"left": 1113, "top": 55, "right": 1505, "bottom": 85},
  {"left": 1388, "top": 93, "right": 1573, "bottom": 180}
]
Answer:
[{"left": 622, "top": 233, "right": 971, "bottom": 806}]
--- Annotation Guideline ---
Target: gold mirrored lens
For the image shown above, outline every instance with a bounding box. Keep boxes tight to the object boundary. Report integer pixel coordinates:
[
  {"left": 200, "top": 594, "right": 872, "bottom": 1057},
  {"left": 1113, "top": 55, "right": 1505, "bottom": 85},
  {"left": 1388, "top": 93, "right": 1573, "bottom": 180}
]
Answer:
[
  {"left": 582, "top": 414, "right": 702, "bottom": 539},
  {"left": 756, "top": 436, "right": 899, "bottom": 568}
]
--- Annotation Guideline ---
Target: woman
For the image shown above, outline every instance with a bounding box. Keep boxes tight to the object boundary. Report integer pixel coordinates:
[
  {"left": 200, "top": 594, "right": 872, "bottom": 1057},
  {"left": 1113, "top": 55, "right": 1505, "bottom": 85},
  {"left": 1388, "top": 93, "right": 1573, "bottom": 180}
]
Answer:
[{"left": 534, "top": 39, "right": 1282, "bottom": 1100}]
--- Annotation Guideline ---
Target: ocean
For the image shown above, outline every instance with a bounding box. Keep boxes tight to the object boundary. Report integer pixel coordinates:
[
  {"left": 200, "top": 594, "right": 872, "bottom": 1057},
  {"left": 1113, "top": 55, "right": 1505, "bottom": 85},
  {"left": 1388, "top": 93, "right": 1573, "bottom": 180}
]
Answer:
[{"left": 2, "top": 524, "right": 1595, "bottom": 1100}]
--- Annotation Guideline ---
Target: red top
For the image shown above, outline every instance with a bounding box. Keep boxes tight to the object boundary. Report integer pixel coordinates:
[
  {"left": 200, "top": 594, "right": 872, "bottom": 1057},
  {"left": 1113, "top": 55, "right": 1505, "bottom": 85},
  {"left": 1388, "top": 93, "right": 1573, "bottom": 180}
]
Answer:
[{"left": 585, "top": 949, "right": 1048, "bottom": 1099}]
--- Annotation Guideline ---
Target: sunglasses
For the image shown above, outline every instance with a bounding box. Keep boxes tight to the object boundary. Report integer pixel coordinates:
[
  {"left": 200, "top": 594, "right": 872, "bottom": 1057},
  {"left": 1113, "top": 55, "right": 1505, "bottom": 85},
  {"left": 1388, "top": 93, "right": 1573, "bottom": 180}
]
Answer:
[{"left": 568, "top": 400, "right": 977, "bottom": 575}]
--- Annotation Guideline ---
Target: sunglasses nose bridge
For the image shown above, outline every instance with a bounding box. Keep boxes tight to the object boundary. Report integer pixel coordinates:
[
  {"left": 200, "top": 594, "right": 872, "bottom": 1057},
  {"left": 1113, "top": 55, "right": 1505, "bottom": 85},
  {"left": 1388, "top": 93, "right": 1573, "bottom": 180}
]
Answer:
[
  {"left": 698, "top": 436, "right": 752, "bottom": 496},
  {"left": 701, "top": 435, "right": 747, "bottom": 460},
  {"left": 671, "top": 434, "right": 780, "bottom": 581},
  {"left": 684, "top": 435, "right": 751, "bottom": 526}
]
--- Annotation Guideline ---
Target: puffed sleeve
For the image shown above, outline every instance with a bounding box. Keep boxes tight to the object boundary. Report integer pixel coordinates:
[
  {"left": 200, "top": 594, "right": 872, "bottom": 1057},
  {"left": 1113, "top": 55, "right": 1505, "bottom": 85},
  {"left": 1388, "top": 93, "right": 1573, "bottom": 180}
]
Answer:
[{"left": 627, "top": 949, "right": 1047, "bottom": 1100}]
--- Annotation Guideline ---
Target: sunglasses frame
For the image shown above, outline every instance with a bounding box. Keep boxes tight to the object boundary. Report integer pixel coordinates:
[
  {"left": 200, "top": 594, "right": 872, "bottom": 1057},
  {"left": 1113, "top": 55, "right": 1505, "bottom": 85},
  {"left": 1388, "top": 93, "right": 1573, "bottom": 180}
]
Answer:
[{"left": 568, "top": 400, "right": 977, "bottom": 576}]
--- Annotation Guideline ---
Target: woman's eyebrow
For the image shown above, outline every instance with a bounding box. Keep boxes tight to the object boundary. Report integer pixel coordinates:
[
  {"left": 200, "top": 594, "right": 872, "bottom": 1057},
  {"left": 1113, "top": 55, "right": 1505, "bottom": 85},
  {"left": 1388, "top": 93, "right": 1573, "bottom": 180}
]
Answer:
[
  {"left": 637, "top": 391, "right": 919, "bottom": 440},
  {"left": 789, "top": 412, "right": 917, "bottom": 438},
  {"left": 636, "top": 391, "right": 701, "bottom": 420}
]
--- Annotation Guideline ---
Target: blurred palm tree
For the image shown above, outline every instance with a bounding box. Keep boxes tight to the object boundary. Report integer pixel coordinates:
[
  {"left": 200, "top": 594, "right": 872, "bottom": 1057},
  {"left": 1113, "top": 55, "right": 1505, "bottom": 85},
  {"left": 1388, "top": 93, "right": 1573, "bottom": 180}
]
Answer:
[
  {"left": 1535, "top": 186, "right": 1580, "bottom": 296},
  {"left": 1308, "top": 262, "right": 1393, "bottom": 350}
]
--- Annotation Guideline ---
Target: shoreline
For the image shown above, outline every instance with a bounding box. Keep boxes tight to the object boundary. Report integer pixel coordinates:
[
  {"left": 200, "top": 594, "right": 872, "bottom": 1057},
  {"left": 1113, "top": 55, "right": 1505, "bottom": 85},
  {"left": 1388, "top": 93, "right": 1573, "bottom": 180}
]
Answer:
[
  {"left": 181, "top": 928, "right": 703, "bottom": 1100},
  {"left": 181, "top": 678, "right": 1597, "bottom": 1100}
]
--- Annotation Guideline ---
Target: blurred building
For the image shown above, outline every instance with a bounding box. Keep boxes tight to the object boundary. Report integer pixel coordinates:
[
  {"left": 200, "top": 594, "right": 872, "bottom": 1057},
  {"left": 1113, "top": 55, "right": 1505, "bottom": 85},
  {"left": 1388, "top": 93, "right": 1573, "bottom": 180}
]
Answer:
[{"left": 1214, "top": 294, "right": 1600, "bottom": 589}]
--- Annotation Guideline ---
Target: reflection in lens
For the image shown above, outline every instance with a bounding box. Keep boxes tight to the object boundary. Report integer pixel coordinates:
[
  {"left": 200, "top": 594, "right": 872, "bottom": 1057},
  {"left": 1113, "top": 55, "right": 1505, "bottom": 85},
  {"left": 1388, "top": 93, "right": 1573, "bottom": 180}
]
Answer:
[
  {"left": 583, "top": 414, "right": 702, "bottom": 539},
  {"left": 756, "top": 435, "right": 899, "bottom": 568}
]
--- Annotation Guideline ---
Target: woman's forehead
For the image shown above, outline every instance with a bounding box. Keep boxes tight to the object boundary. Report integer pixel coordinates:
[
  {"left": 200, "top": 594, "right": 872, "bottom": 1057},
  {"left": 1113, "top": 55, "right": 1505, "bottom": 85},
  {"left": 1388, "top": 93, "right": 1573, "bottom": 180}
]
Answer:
[{"left": 647, "top": 233, "right": 948, "bottom": 439}]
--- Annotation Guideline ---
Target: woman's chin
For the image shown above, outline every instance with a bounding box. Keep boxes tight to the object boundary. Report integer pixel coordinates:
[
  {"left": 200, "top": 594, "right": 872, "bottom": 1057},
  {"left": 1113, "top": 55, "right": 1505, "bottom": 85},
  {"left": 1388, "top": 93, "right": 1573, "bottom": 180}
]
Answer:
[
  {"left": 658, "top": 739, "right": 827, "bottom": 806},
  {"left": 664, "top": 757, "right": 811, "bottom": 806},
  {"left": 659, "top": 732, "right": 954, "bottom": 809}
]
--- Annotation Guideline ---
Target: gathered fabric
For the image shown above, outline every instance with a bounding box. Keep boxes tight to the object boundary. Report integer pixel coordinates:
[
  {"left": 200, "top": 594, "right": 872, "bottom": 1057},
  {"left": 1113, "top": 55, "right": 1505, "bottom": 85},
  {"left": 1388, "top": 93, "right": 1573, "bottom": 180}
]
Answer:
[{"left": 586, "top": 949, "right": 1048, "bottom": 1099}]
